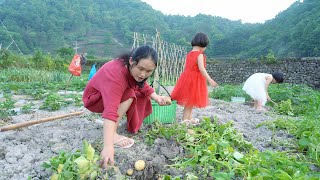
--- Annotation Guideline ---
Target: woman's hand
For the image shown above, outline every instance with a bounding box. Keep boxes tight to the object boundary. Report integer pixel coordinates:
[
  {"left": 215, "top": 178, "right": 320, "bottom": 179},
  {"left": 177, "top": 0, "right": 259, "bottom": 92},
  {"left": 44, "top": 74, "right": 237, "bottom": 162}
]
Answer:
[
  {"left": 100, "top": 145, "right": 115, "bottom": 169},
  {"left": 101, "top": 120, "right": 117, "bottom": 169},
  {"left": 150, "top": 92, "right": 166, "bottom": 106},
  {"left": 155, "top": 95, "right": 166, "bottom": 106}
]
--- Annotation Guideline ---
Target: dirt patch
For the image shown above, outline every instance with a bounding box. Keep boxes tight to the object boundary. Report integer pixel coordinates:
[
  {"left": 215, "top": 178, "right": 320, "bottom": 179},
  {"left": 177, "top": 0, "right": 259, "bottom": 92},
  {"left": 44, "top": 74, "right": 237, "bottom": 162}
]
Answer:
[{"left": 0, "top": 94, "right": 293, "bottom": 179}]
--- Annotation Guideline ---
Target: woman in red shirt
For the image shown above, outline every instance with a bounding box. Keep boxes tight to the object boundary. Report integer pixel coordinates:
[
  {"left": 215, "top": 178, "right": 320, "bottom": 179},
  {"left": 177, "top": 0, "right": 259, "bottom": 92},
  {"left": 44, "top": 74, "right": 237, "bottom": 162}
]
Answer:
[{"left": 82, "top": 45, "right": 166, "bottom": 168}]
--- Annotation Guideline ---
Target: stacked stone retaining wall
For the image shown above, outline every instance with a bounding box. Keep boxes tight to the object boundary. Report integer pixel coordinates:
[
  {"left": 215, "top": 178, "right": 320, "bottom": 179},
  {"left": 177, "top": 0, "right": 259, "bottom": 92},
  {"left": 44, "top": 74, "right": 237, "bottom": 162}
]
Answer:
[{"left": 206, "top": 59, "right": 320, "bottom": 89}]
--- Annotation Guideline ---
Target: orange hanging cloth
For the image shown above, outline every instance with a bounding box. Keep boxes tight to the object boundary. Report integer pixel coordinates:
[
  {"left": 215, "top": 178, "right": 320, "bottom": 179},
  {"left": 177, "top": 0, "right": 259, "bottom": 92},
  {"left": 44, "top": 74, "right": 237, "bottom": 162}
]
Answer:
[{"left": 68, "top": 54, "right": 82, "bottom": 76}]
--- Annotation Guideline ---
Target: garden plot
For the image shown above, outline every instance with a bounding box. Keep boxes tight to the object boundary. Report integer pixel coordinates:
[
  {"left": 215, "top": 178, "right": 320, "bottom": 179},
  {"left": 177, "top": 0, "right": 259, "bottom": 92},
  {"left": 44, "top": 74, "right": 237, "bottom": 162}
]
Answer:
[{"left": 0, "top": 92, "right": 295, "bottom": 179}]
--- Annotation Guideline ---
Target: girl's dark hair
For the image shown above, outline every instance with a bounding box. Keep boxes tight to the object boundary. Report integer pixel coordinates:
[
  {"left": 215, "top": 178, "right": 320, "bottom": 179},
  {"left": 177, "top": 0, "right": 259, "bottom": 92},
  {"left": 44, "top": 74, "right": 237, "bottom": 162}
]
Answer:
[
  {"left": 191, "top": 32, "right": 209, "bottom": 47},
  {"left": 118, "top": 45, "right": 158, "bottom": 87},
  {"left": 272, "top": 71, "right": 284, "bottom": 83}
]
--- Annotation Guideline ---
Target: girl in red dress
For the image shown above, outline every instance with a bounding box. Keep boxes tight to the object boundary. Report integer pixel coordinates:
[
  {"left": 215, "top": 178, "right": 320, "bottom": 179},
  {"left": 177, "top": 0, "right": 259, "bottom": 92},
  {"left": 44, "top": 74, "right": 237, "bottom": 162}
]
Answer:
[
  {"left": 171, "top": 32, "right": 218, "bottom": 124},
  {"left": 82, "top": 45, "right": 166, "bottom": 168}
]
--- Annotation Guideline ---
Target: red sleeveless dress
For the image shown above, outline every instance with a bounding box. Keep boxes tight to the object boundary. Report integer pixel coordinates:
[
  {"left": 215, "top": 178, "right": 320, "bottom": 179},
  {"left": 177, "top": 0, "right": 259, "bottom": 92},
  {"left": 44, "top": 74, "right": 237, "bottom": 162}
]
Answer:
[{"left": 171, "top": 50, "right": 209, "bottom": 108}]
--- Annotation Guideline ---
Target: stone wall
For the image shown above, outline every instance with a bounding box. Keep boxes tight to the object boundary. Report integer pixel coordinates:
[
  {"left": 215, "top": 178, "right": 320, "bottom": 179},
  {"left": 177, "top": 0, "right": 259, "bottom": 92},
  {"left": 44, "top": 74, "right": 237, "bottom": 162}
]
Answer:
[{"left": 206, "top": 59, "right": 320, "bottom": 89}]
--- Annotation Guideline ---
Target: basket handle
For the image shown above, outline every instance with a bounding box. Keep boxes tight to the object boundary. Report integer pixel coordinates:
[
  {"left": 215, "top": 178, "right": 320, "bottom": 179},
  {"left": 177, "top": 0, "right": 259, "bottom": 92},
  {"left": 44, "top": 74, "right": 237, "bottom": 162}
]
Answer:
[{"left": 150, "top": 80, "right": 172, "bottom": 98}]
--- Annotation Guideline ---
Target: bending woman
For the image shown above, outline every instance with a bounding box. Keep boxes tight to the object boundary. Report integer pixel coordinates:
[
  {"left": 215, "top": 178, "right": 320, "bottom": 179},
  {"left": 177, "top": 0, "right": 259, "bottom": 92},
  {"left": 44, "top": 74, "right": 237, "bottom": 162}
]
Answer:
[{"left": 82, "top": 45, "right": 166, "bottom": 168}]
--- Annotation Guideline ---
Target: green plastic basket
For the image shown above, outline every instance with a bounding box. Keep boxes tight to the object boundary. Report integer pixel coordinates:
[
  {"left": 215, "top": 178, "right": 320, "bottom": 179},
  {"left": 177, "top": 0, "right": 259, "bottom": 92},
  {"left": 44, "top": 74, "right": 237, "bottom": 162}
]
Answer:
[
  {"left": 144, "top": 100, "right": 177, "bottom": 124},
  {"left": 231, "top": 96, "right": 246, "bottom": 103}
]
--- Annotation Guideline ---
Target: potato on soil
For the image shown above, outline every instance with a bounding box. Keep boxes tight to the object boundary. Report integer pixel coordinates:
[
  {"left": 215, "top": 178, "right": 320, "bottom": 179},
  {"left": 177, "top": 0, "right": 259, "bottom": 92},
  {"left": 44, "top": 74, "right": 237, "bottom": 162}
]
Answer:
[
  {"left": 134, "top": 160, "right": 146, "bottom": 171},
  {"left": 126, "top": 168, "right": 134, "bottom": 176}
]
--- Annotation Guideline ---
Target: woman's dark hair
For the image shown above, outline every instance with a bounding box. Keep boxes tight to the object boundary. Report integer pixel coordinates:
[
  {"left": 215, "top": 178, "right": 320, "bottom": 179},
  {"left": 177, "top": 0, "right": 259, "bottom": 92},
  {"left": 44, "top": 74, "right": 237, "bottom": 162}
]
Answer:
[
  {"left": 191, "top": 32, "right": 209, "bottom": 47},
  {"left": 118, "top": 45, "right": 158, "bottom": 67},
  {"left": 118, "top": 45, "right": 158, "bottom": 87},
  {"left": 272, "top": 71, "right": 284, "bottom": 83}
]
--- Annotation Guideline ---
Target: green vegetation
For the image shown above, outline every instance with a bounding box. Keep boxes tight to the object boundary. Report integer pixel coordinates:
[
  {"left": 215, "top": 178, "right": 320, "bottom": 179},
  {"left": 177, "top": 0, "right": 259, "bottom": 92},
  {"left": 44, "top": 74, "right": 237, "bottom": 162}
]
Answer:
[
  {"left": 209, "top": 84, "right": 250, "bottom": 101},
  {"left": 1, "top": 55, "right": 319, "bottom": 178},
  {"left": 0, "top": 93, "right": 16, "bottom": 121},
  {"left": 42, "top": 140, "right": 102, "bottom": 180},
  {"left": 0, "top": 0, "right": 320, "bottom": 58},
  {"left": 146, "top": 118, "right": 319, "bottom": 179},
  {"left": 210, "top": 83, "right": 320, "bottom": 117},
  {"left": 0, "top": 51, "right": 88, "bottom": 119},
  {"left": 141, "top": 83, "right": 320, "bottom": 179}
]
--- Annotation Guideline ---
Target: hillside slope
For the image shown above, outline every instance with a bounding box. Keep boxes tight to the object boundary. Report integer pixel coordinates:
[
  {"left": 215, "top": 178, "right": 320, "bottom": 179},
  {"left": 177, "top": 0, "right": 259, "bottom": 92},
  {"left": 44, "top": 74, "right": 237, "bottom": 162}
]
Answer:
[{"left": 0, "top": 0, "right": 319, "bottom": 58}]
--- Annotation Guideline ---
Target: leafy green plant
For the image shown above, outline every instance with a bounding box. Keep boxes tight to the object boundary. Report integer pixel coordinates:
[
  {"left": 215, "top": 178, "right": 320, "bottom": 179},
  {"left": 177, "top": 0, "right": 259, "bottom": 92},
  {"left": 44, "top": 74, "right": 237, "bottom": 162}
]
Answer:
[
  {"left": 274, "top": 99, "right": 294, "bottom": 116},
  {"left": 242, "top": 150, "right": 317, "bottom": 179},
  {"left": 21, "top": 103, "right": 35, "bottom": 114},
  {"left": 40, "top": 93, "right": 67, "bottom": 111},
  {"left": 263, "top": 49, "right": 278, "bottom": 64},
  {"left": 146, "top": 118, "right": 253, "bottom": 179},
  {"left": 0, "top": 49, "right": 25, "bottom": 68},
  {"left": 258, "top": 116, "right": 320, "bottom": 166},
  {"left": 144, "top": 121, "right": 180, "bottom": 146},
  {"left": 73, "top": 95, "right": 84, "bottom": 107},
  {"left": 146, "top": 117, "right": 319, "bottom": 179},
  {"left": 209, "top": 84, "right": 250, "bottom": 101},
  {"left": 1, "top": 68, "right": 70, "bottom": 83},
  {"left": 269, "top": 83, "right": 320, "bottom": 116},
  {"left": 0, "top": 94, "right": 16, "bottom": 120},
  {"left": 42, "top": 140, "right": 101, "bottom": 180}
]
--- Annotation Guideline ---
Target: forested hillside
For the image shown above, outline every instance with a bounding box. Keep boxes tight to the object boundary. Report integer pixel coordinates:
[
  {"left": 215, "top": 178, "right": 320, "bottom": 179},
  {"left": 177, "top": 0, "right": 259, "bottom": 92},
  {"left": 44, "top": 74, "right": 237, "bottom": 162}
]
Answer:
[
  {"left": 236, "top": 0, "right": 320, "bottom": 58},
  {"left": 0, "top": 0, "right": 319, "bottom": 58}
]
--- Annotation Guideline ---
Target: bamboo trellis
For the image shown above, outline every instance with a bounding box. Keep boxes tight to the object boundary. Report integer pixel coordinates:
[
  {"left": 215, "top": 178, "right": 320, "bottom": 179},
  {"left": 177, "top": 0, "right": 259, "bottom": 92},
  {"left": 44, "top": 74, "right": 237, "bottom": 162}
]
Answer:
[{"left": 132, "top": 31, "right": 187, "bottom": 87}]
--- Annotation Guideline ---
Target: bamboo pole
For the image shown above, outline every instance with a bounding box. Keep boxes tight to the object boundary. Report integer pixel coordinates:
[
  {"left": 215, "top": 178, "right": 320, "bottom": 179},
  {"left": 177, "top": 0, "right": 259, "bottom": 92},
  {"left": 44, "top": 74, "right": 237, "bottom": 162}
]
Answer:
[
  {"left": 132, "top": 31, "right": 187, "bottom": 85},
  {"left": 0, "top": 111, "right": 84, "bottom": 132}
]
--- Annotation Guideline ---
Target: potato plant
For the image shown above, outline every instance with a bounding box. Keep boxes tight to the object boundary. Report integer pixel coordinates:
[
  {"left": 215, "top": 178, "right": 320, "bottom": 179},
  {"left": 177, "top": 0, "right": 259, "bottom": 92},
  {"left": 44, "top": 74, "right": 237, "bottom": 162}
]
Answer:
[
  {"left": 146, "top": 118, "right": 319, "bottom": 179},
  {"left": 39, "top": 93, "right": 68, "bottom": 111},
  {"left": 273, "top": 99, "right": 294, "bottom": 116},
  {"left": 42, "top": 140, "right": 101, "bottom": 180},
  {"left": 0, "top": 94, "right": 16, "bottom": 120}
]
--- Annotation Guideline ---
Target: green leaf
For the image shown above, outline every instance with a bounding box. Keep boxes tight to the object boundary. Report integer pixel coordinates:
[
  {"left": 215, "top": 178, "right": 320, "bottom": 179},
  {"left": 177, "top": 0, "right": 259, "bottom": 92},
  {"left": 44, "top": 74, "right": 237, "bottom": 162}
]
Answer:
[
  {"left": 74, "top": 156, "right": 90, "bottom": 170},
  {"left": 50, "top": 174, "right": 59, "bottom": 180},
  {"left": 274, "top": 170, "right": 292, "bottom": 180},
  {"left": 188, "top": 136, "right": 195, "bottom": 142},
  {"left": 163, "top": 175, "right": 172, "bottom": 180},
  {"left": 258, "top": 167, "right": 272, "bottom": 177},
  {"left": 186, "top": 172, "right": 198, "bottom": 180},
  {"left": 233, "top": 151, "right": 244, "bottom": 161},
  {"left": 57, "top": 164, "right": 64, "bottom": 174},
  {"left": 302, "top": 131, "right": 312, "bottom": 137},
  {"left": 61, "top": 171, "right": 74, "bottom": 180},
  {"left": 298, "top": 137, "right": 311, "bottom": 147},
  {"left": 208, "top": 143, "right": 217, "bottom": 153},
  {"left": 90, "top": 171, "right": 98, "bottom": 179},
  {"left": 199, "top": 155, "right": 209, "bottom": 163},
  {"left": 86, "top": 144, "right": 95, "bottom": 161},
  {"left": 212, "top": 172, "right": 234, "bottom": 180},
  {"left": 42, "top": 162, "right": 52, "bottom": 169}
]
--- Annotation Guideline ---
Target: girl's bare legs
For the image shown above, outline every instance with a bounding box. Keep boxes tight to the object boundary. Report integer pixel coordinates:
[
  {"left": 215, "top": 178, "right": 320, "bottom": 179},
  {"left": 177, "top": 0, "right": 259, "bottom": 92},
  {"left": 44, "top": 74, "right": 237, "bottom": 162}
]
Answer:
[
  {"left": 182, "top": 106, "right": 199, "bottom": 124},
  {"left": 113, "top": 98, "right": 134, "bottom": 147},
  {"left": 255, "top": 101, "right": 266, "bottom": 111},
  {"left": 183, "top": 106, "right": 192, "bottom": 120},
  {"left": 253, "top": 100, "right": 258, "bottom": 109}
]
